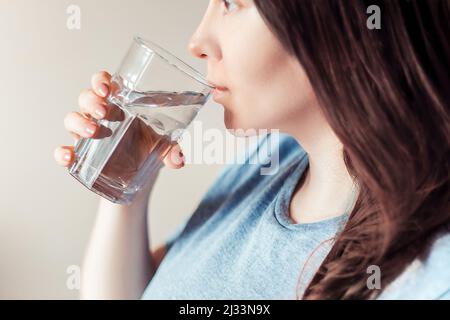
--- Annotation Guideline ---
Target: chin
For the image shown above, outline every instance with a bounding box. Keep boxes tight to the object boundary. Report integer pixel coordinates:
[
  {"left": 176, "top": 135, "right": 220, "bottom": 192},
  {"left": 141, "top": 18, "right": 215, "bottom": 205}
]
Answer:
[{"left": 224, "top": 119, "right": 259, "bottom": 137}]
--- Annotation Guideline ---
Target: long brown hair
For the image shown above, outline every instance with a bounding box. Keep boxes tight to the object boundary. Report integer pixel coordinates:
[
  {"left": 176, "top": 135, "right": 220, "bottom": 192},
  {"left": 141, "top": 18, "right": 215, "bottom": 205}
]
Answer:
[{"left": 254, "top": 0, "right": 450, "bottom": 299}]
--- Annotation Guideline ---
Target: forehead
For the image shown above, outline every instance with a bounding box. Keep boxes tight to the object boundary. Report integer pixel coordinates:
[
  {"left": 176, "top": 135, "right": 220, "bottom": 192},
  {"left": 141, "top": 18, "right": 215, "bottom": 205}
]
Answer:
[{"left": 239, "top": 0, "right": 254, "bottom": 5}]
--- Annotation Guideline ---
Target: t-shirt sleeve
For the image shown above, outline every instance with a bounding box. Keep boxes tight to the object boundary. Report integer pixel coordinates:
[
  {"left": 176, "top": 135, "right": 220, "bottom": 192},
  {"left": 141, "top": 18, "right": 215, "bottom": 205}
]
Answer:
[
  {"left": 163, "top": 162, "right": 241, "bottom": 251},
  {"left": 437, "top": 288, "right": 450, "bottom": 300},
  {"left": 165, "top": 217, "right": 189, "bottom": 251}
]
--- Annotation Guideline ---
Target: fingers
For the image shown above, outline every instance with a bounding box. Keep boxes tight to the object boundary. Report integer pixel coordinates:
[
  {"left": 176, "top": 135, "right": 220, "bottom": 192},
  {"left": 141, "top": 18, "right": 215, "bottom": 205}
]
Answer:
[
  {"left": 78, "top": 88, "right": 108, "bottom": 120},
  {"left": 54, "top": 146, "right": 75, "bottom": 167},
  {"left": 78, "top": 71, "right": 112, "bottom": 121},
  {"left": 91, "top": 71, "right": 112, "bottom": 98},
  {"left": 64, "top": 112, "right": 98, "bottom": 139},
  {"left": 162, "top": 144, "right": 185, "bottom": 169},
  {"left": 70, "top": 132, "right": 81, "bottom": 143},
  {"left": 58, "top": 71, "right": 187, "bottom": 175},
  {"left": 55, "top": 143, "right": 186, "bottom": 170},
  {"left": 56, "top": 71, "right": 112, "bottom": 170}
]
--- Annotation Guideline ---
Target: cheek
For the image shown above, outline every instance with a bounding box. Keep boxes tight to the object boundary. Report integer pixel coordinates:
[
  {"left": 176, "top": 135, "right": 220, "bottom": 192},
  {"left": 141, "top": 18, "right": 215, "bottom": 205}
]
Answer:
[
  {"left": 221, "top": 8, "right": 284, "bottom": 96},
  {"left": 220, "top": 8, "right": 316, "bottom": 130},
  {"left": 225, "top": 49, "right": 314, "bottom": 130}
]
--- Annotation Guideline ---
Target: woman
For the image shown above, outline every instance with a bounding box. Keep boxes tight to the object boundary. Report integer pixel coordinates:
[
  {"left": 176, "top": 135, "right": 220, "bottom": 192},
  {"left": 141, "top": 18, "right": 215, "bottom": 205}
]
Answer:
[{"left": 54, "top": 0, "right": 450, "bottom": 299}]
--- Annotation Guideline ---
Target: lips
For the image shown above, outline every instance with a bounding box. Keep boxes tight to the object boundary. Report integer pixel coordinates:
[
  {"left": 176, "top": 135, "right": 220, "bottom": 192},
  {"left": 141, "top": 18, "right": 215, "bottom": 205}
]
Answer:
[
  {"left": 207, "top": 79, "right": 229, "bottom": 104},
  {"left": 207, "top": 80, "right": 228, "bottom": 91},
  {"left": 212, "top": 88, "right": 227, "bottom": 103},
  {"left": 213, "top": 85, "right": 228, "bottom": 91}
]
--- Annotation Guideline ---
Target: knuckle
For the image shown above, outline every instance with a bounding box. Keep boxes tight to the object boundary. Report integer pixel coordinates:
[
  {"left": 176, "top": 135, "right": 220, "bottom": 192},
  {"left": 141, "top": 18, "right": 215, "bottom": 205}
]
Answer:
[
  {"left": 80, "top": 91, "right": 102, "bottom": 114},
  {"left": 92, "top": 71, "right": 111, "bottom": 85},
  {"left": 53, "top": 148, "right": 60, "bottom": 160},
  {"left": 63, "top": 113, "right": 73, "bottom": 128},
  {"left": 91, "top": 72, "right": 100, "bottom": 84},
  {"left": 98, "top": 70, "right": 111, "bottom": 80},
  {"left": 79, "top": 88, "right": 91, "bottom": 99},
  {"left": 78, "top": 88, "right": 92, "bottom": 106},
  {"left": 64, "top": 112, "right": 79, "bottom": 129}
]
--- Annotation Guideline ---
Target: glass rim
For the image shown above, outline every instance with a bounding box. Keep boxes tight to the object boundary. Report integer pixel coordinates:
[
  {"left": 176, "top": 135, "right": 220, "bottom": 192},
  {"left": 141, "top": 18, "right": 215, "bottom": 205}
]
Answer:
[{"left": 134, "top": 36, "right": 215, "bottom": 90}]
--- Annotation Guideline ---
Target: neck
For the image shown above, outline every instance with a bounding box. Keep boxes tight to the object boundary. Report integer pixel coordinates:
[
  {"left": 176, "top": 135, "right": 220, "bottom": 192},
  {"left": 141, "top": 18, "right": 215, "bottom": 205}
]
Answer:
[{"left": 285, "top": 115, "right": 357, "bottom": 224}]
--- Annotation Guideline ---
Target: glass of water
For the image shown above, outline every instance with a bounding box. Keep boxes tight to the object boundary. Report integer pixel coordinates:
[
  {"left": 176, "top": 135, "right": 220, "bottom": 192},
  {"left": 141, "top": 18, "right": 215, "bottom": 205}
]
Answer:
[{"left": 69, "top": 36, "right": 214, "bottom": 204}]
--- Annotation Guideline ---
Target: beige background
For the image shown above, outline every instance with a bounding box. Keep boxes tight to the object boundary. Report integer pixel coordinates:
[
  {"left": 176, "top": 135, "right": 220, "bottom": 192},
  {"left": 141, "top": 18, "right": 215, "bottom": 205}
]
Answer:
[{"left": 0, "top": 0, "right": 228, "bottom": 299}]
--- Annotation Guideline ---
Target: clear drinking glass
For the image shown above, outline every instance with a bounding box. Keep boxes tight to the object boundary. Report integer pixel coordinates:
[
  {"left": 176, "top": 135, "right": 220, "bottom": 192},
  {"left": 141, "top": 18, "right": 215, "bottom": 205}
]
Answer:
[{"left": 69, "top": 36, "right": 214, "bottom": 204}]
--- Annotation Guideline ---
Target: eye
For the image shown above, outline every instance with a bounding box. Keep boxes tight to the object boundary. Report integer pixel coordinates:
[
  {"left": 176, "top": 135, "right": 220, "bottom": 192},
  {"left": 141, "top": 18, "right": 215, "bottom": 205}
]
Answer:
[{"left": 222, "top": 0, "right": 238, "bottom": 13}]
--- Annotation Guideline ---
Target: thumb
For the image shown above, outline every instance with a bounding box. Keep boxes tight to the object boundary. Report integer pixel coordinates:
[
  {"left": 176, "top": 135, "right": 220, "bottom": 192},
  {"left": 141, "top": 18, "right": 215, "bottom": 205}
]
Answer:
[{"left": 162, "top": 143, "right": 185, "bottom": 169}]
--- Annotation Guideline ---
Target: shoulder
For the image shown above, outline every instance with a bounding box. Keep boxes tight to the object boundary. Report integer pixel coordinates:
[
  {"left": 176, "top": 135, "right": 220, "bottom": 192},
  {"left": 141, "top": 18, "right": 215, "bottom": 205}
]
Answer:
[
  {"left": 221, "top": 132, "right": 305, "bottom": 177},
  {"left": 378, "top": 230, "right": 450, "bottom": 300},
  {"left": 165, "top": 133, "right": 306, "bottom": 246},
  {"left": 207, "top": 132, "right": 306, "bottom": 191}
]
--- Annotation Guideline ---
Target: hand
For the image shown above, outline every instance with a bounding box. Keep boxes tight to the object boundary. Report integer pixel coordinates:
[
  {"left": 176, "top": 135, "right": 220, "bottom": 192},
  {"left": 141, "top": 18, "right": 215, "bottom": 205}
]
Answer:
[{"left": 54, "top": 71, "right": 186, "bottom": 170}]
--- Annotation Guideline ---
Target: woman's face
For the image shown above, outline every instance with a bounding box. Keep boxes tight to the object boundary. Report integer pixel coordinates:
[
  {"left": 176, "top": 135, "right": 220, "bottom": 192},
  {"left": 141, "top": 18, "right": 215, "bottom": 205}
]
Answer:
[{"left": 188, "top": 0, "right": 320, "bottom": 135}]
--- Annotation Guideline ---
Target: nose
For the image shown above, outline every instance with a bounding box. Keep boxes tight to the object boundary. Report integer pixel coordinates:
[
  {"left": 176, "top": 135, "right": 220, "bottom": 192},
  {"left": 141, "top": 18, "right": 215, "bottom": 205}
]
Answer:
[
  {"left": 187, "top": 3, "right": 220, "bottom": 61},
  {"left": 188, "top": 33, "right": 208, "bottom": 60}
]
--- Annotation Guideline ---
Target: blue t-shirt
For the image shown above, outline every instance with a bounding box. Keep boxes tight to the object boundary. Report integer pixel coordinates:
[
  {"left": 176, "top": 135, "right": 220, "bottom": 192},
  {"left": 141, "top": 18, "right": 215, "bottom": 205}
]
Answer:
[{"left": 142, "top": 133, "right": 450, "bottom": 300}]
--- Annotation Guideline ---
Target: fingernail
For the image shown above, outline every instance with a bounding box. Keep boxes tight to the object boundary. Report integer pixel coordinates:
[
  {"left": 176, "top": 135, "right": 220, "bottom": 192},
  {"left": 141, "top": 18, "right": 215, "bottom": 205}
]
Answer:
[
  {"left": 85, "top": 125, "right": 96, "bottom": 135},
  {"left": 94, "top": 108, "right": 105, "bottom": 119},
  {"left": 98, "top": 84, "right": 109, "bottom": 97}
]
